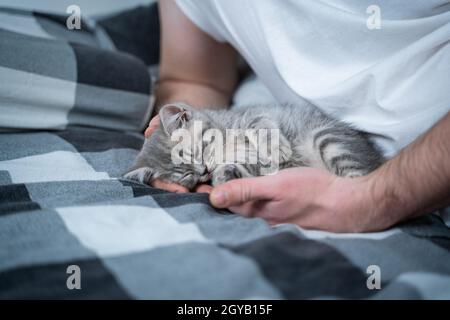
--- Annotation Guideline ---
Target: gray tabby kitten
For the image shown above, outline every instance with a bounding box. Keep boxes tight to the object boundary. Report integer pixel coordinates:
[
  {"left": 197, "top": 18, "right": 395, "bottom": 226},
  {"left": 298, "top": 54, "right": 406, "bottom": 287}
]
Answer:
[{"left": 124, "top": 102, "right": 384, "bottom": 189}]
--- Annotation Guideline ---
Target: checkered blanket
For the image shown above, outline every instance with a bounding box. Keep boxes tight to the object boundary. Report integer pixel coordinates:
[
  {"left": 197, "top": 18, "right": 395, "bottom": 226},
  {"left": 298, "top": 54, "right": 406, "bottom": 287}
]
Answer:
[
  {"left": 1, "top": 5, "right": 450, "bottom": 300},
  {"left": 0, "top": 5, "right": 157, "bottom": 132}
]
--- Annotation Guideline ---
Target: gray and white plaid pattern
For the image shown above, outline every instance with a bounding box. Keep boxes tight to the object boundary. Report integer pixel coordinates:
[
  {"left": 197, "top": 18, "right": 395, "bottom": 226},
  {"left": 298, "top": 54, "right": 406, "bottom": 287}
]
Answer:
[
  {"left": 0, "top": 6, "right": 450, "bottom": 299},
  {"left": 1, "top": 128, "right": 450, "bottom": 299},
  {"left": 0, "top": 7, "right": 153, "bottom": 132}
]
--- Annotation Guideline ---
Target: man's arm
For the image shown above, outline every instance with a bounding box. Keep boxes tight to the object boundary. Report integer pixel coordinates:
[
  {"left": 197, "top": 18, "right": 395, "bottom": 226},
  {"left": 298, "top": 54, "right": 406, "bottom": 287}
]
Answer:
[
  {"left": 365, "top": 111, "right": 450, "bottom": 228},
  {"left": 209, "top": 111, "right": 450, "bottom": 232},
  {"left": 146, "top": 0, "right": 238, "bottom": 192},
  {"left": 156, "top": 0, "right": 238, "bottom": 110}
]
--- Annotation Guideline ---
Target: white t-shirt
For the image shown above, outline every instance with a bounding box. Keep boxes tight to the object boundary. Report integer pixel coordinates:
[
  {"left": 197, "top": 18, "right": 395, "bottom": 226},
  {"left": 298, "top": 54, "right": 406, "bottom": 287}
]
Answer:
[{"left": 175, "top": 0, "right": 450, "bottom": 157}]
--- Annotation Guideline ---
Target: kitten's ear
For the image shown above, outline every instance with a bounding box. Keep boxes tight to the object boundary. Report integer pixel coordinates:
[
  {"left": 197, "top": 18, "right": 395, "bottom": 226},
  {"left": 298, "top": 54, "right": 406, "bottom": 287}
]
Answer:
[{"left": 159, "top": 103, "right": 193, "bottom": 136}]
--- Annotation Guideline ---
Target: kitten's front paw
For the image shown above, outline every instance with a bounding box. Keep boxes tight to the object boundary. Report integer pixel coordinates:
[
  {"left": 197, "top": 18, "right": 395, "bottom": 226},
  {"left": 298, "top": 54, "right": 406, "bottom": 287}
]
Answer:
[
  {"left": 177, "top": 174, "right": 199, "bottom": 190},
  {"left": 123, "top": 167, "right": 153, "bottom": 184},
  {"left": 211, "top": 165, "right": 242, "bottom": 186}
]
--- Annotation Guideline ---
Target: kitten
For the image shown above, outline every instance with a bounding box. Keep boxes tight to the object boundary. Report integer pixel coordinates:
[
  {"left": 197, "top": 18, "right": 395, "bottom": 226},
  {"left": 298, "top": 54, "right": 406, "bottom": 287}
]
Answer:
[{"left": 124, "top": 102, "right": 384, "bottom": 189}]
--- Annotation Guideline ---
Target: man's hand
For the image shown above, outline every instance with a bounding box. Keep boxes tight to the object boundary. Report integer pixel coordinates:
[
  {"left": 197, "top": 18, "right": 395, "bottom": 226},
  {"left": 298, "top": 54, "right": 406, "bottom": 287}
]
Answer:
[
  {"left": 209, "top": 112, "right": 450, "bottom": 233},
  {"left": 208, "top": 167, "right": 390, "bottom": 232}
]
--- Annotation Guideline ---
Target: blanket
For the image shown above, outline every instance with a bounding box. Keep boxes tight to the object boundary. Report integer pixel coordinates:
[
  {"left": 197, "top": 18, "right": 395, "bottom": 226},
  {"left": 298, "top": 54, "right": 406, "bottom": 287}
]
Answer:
[
  {"left": 0, "top": 5, "right": 157, "bottom": 132},
  {"left": 1, "top": 128, "right": 450, "bottom": 299},
  {"left": 0, "top": 5, "right": 450, "bottom": 299}
]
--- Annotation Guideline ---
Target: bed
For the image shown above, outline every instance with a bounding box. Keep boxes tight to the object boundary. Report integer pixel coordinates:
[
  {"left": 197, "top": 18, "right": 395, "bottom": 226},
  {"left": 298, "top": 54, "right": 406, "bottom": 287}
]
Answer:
[{"left": 1, "top": 4, "right": 450, "bottom": 299}]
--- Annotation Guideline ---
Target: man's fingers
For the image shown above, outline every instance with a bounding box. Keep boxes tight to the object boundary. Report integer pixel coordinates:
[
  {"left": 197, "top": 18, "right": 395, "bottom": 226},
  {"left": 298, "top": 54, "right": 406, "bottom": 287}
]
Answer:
[
  {"left": 151, "top": 179, "right": 189, "bottom": 193},
  {"left": 209, "top": 176, "right": 275, "bottom": 208},
  {"left": 144, "top": 115, "right": 160, "bottom": 138},
  {"left": 229, "top": 202, "right": 257, "bottom": 217},
  {"left": 194, "top": 184, "right": 213, "bottom": 193},
  {"left": 229, "top": 200, "right": 274, "bottom": 218}
]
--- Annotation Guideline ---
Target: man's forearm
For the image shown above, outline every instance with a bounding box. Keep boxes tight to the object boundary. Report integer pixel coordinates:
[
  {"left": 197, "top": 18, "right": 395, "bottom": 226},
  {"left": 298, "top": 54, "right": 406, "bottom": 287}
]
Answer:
[
  {"left": 154, "top": 79, "right": 232, "bottom": 113},
  {"left": 155, "top": 0, "right": 238, "bottom": 114},
  {"left": 367, "top": 111, "right": 450, "bottom": 225}
]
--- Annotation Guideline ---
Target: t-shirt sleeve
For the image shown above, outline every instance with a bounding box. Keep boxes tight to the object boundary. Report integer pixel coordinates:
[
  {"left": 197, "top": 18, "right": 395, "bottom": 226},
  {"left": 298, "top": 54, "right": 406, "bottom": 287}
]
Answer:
[{"left": 175, "top": 0, "right": 228, "bottom": 43}]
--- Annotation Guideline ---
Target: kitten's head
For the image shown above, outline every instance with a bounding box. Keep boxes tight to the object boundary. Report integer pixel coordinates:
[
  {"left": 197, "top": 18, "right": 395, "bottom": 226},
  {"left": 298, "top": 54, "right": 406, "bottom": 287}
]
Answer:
[
  {"left": 124, "top": 103, "right": 215, "bottom": 189},
  {"left": 124, "top": 103, "right": 285, "bottom": 189}
]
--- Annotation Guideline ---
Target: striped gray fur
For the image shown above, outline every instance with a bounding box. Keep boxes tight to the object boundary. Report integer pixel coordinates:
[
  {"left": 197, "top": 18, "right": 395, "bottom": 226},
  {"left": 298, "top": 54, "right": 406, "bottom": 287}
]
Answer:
[{"left": 124, "top": 103, "right": 384, "bottom": 189}]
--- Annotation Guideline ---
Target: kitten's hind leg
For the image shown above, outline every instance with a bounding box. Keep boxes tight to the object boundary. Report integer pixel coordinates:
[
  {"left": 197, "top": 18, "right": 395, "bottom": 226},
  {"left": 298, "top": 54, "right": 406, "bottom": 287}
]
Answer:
[
  {"left": 312, "top": 127, "right": 383, "bottom": 177},
  {"left": 325, "top": 153, "right": 371, "bottom": 177}
]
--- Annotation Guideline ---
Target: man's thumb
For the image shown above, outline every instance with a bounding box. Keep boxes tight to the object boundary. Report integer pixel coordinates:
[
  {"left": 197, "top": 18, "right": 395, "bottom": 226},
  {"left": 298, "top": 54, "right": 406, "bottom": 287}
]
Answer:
[{"left": 209, "top": 177, "right": 270, "bottom": 208}]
